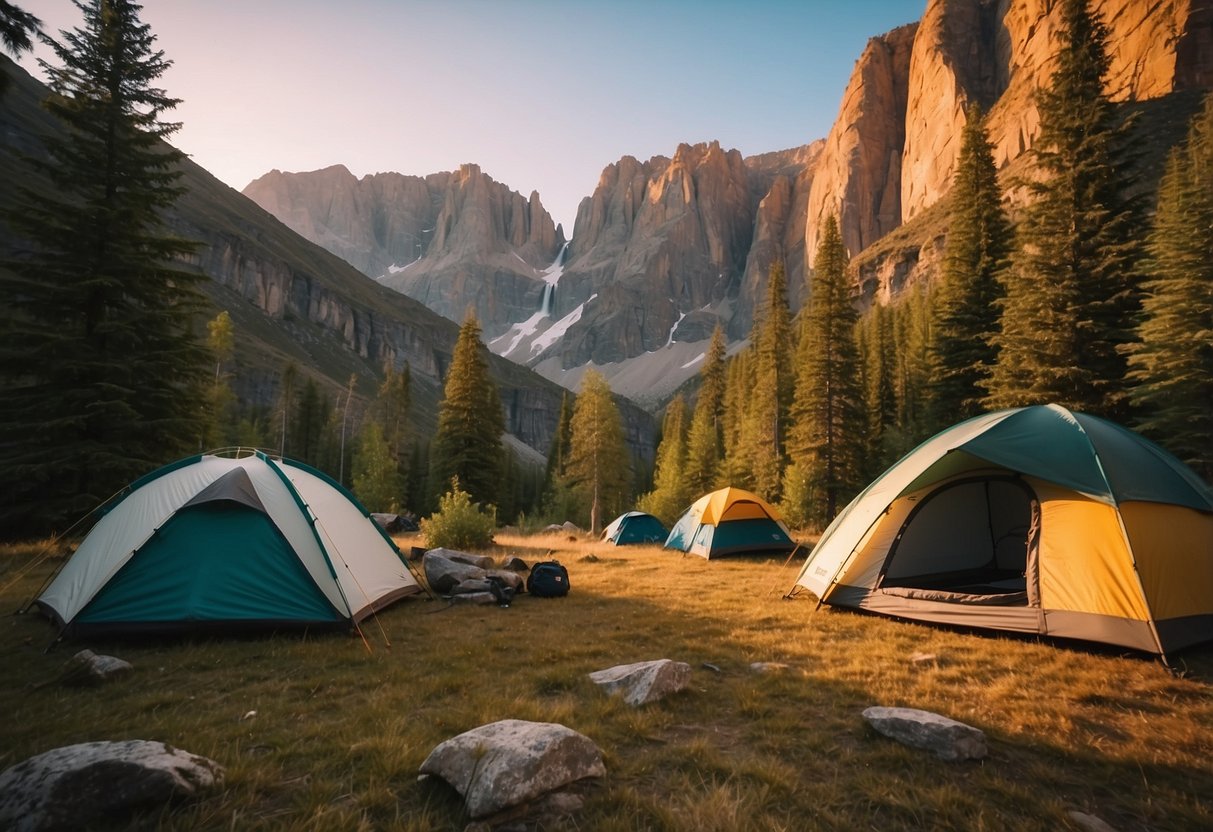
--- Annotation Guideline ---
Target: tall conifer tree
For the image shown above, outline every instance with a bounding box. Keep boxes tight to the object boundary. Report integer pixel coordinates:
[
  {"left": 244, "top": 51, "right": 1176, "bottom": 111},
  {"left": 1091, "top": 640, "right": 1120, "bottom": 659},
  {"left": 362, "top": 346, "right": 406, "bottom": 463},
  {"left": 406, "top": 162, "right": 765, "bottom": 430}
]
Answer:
[
  {"left": 739, "top": 260, "right": 794, "bottom": 501},
  {"left": 638, "top": 395, "right": 689, "bottom": 524},
  {"left": 371, "top": 360, "right": 411, "bottom": 502},
  {"left": 786, "top": 215, "right": 863, "bottom": 524},
  {"left": 0, "top": 0, "right": 207, "bottom": 533},
  {"left": 985, "top": 0, "right": 1143, "bottom": 417},
  {"left": 684, "top": 325, "right": 727, "bottom": 495},
  {"left": 430, "top": 313, "right": 504, "bottom": 507},
  {"left": 718, "top": 350, "right": 754, "bottom": 488},
  {"left": 0, "top": 2, "right": 40, "bottom": 95},
  {"left": 858, "top": 303, "right": 897, "bottom": 479},
  {"left": 1125, "top": 94, "right": 1213, "bottom": 479},
  {"left": 927, "top": 104, "right": 1011, "bottom": 429},
  {"left": 564, "top": 370, "right": 629, "bottom": 534}
]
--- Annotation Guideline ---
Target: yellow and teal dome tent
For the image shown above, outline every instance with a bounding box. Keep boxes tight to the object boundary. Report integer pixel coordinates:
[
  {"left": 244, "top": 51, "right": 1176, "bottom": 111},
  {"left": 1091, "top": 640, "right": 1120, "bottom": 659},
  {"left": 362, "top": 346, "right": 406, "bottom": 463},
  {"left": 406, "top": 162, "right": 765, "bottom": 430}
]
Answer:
[
  {"left": 36, "top": 451, "right": 423, "bottom": 638},
  {"left": 791, "top": 405, "right": 1213, "bottom": 656},
  {"left": 665, "top": 487, "right": 796, "bottom": 559}
]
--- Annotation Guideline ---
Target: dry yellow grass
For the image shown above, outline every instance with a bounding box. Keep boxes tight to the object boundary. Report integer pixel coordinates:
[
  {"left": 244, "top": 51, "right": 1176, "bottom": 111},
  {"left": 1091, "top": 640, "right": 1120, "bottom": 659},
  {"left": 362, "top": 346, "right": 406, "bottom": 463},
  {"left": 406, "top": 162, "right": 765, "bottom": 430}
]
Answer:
[{"left": 2, "top": 531, "right": 1211, "bottom": 830}]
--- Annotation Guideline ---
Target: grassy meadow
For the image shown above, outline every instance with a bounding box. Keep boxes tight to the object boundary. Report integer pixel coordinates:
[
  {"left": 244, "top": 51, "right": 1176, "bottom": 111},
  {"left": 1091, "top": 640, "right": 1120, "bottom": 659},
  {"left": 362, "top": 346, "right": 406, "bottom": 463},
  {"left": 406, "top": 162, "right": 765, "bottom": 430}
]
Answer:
[{"left": 2, "top": 531, "right": 1212, "bottom": 831}]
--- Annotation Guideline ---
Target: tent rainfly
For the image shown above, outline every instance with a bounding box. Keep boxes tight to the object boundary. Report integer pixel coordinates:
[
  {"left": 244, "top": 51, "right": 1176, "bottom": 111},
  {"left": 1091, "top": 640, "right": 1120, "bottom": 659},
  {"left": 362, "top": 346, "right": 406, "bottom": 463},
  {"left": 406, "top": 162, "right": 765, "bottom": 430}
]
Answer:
[
  {"left": 601, "top": 511, "right": 669, "bottom": 545},
  {"left": 665, "top": 487, "right": 796, "bottom": 558},
  {"left": 791, "top": 405, "right": 1213, "bottom": 656},
  {"left": 36, "top": 451, "right": 423, "bottom": 638}
]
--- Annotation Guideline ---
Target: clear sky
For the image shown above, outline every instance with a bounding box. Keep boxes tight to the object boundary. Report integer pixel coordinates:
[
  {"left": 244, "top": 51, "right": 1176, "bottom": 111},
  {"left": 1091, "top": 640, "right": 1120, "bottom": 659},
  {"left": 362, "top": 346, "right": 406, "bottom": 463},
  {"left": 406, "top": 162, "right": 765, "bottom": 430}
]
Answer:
[{"left": 21, "top": 0, "right": 925, "bottom": 231}]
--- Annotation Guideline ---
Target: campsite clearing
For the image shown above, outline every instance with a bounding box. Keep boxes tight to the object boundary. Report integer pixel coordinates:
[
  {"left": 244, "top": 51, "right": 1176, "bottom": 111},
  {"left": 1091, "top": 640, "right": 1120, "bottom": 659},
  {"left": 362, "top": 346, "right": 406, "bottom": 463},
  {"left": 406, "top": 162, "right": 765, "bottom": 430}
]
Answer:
[{"left": 3, "top": 531, "right": 1212, "bottom": 830}]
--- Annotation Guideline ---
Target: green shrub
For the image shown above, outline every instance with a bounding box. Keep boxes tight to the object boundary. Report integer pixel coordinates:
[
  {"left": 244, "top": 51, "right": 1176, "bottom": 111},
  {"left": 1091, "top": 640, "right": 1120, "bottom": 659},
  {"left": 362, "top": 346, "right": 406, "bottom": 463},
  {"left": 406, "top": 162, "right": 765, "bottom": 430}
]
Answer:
[{"left": 420, "top": 479, "right": 496, "bottom": 549}]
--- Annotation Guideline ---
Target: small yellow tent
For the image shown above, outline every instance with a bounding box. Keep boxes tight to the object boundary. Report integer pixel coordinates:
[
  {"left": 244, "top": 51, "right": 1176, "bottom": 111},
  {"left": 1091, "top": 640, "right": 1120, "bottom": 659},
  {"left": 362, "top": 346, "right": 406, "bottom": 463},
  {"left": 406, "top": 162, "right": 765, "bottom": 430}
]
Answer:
[
  {"left": 665, "top": 488, "right": 796, "bottom": 558},
  {"left": 791, "top": 406, "right": 1213, "bottom": 656}
]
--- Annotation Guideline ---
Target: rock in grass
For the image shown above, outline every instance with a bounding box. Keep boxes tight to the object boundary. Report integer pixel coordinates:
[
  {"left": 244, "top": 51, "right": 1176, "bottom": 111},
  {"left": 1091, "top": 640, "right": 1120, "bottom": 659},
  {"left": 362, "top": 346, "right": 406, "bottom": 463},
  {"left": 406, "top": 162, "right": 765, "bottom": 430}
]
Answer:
[
  {"left": 588, "top": 659, "right": 691, "bottom": 706},
  {"left": 1067, "top": 811, "right": 1120, "bottom": 832},
  {"left": 423, "top": 551, "right": 488, "bottom": 593},
  {"left": 419, "top": 719, "right": 604, "bottom": 819},
  {"left": 427, "top": 547, "right": 496, "bottom": 570},
  {"left": 862, "top": 706, "right": 987, "bottom": 761},
  {"left": 57, "top": 649, "right": 133, "bottom": 687},
  {"left": 502, "top": 556, "right": 529, "bottom": 572},
  {"left": 0, "top": 740, "right": 224, "bottom": 832}
]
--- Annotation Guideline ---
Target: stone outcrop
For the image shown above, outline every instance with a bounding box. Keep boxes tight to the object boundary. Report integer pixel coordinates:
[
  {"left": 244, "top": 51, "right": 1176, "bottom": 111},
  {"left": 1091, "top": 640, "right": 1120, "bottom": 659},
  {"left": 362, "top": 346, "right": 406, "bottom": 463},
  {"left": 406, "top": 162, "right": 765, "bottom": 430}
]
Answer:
[
  {"left": 587, "top": 659, "right": 692, "bottom": 706},
  {"left": 0, "top": 740, "right": 224, "bottom": 832},
  {"left": 419, "top": 719, "right": 604, "bottom": 819},
  {"left": 862, "top": 706, "right": 988, "bottom": 761},
  {"left": 52, "top": 649, "right": 133, "bottom": 687}
]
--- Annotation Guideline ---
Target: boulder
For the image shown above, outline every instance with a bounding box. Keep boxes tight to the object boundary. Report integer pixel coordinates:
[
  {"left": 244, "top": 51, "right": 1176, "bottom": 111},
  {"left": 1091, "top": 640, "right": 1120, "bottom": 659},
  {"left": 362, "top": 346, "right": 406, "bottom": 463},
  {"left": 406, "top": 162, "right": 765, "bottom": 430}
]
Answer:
[
  {"left": 862, "top": 706, "right": 987, "bottom": 761},
  {"left": 450, "top": 579, "right": 492, "bottom": 595},
  {"left": 449, "top": 592, "right": 498, "bottom": 606},
  {"left": 427, "top": 547, "right": 495, "bottom": 570},
  {"left": 502, "top": 556, "right": 529, "bottom": 572},
  {"left": 423, "top": 551, "right": 488, "bottom": 593},
  {"left": 419, "top": 719, "right": 604, "bottom": 818},
  {"left": 0, "top": 740, "right": 224, "bottom": 832},
  {"left": 588, "top": 659, "right": 692, "bottom": 706},
  {"left": 485, "top": 569, "right": 524, "bottom": 591},
  {"left": 57, "top": 650, "right": 133, "bottom": 687}
]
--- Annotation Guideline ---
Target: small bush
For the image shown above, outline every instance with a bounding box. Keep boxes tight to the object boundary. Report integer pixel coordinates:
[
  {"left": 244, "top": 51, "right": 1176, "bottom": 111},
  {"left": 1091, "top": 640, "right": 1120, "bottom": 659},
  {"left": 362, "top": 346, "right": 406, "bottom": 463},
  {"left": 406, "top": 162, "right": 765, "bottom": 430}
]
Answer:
[{"left": 420, "top": 479, "right": 496, "bottom": 549}]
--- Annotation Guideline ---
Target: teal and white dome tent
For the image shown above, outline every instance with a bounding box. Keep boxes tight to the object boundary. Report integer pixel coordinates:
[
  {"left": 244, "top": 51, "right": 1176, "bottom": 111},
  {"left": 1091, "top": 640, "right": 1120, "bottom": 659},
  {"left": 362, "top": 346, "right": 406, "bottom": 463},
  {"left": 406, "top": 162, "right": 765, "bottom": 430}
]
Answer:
[{"left": 35, "top": 451, "right": 424, "bottom": 638}]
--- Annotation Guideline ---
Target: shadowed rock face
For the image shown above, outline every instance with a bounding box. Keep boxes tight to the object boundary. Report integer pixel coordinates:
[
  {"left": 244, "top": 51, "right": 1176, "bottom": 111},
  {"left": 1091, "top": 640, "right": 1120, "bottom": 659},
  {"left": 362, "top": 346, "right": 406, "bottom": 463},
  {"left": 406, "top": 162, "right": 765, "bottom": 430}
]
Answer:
[{"left": 245, "top": 163, "right": 566, "bottom": 336}]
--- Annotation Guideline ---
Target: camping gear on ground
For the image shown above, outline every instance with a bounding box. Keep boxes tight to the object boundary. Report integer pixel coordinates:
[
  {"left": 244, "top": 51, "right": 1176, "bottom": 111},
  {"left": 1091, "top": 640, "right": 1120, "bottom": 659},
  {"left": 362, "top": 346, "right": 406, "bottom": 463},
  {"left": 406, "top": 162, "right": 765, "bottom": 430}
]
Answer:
[
  {"left": 35, "top": 451, "right": 423, "bottom": 638},
  {"left": 527, "top": 561, "right": 570, "bottom": 597},
  {"left": 791, "top": 404, "right": 1213, "bottom": 656},
  {"left": 664, "top": 487, "right": 796, "bottom": 558},
  {"left": 601, "top": 511, "right": 669, "bottom": 545}
]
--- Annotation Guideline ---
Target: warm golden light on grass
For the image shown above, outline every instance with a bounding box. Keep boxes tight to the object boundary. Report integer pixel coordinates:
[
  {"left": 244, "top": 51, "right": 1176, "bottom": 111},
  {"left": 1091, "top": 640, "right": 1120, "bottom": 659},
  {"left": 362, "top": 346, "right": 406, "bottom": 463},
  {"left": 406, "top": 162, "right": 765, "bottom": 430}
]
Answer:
[{"left": 2, "top": 532, "right": 1211, "bottom": 830}]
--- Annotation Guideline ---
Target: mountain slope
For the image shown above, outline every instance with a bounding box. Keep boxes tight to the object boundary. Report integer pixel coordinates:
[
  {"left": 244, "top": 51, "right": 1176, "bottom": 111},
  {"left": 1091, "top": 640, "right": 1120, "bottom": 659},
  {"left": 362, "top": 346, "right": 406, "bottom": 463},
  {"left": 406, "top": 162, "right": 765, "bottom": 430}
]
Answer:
[{"left": 0, "top": 55, "right": 656, "bottom": 463}]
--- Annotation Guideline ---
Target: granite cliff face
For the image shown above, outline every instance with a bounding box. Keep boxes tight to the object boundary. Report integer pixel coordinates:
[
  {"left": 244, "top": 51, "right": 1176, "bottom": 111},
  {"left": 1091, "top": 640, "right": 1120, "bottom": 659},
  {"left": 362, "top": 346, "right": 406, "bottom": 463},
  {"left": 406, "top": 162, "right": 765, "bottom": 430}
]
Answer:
[
  {"left": 813, "top": 0, "right": 1213, "bottom": 272},
  {"left": 244, "top": 163, "right": 566, "bottom": 336},
  {"left": 240, "top": 0, "right": 1211, "bottom": 410}
]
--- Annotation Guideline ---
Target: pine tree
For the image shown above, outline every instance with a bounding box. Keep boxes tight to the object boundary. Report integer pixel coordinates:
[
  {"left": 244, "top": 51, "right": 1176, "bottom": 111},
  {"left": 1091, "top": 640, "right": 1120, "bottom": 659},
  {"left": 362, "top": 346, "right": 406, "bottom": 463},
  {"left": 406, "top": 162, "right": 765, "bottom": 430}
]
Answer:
[
  {"left": 684, "top": 325, "right": 727, "bottom": 495},
  {"left": 293, "top": 378, "right": 331, "bottom": 466},
  {"left": 927, "top": 104, "right": 1011, "bottom": 430},
  {"left": 275, "top": 362, "right": 298, "bottom": 456},
  {"left": 985, "top": 0, "right": 1143, "bottom": 417},
  {"left": 0, "top": 3, "right": 40, "bottom": 95},
  {"left": 202, "top": 310, "right": 236, "bottom": 449},
  {"left": 540, "top": 391, "right": 576, "bottom": 523},
  {"left": 858, "top": 303, "right": 897, "bottom": 479},
  {"left": 371, "top": 360, "right": 411, "bottom": 503},
  {"left": 1125, "top": 94, "right": 1213, "bottom": 479},
  {"left": 638, "top": 395, "right": 689, "bottom": 524},
  {"left": 352, "top": 421, "right": 401, "bottom": 513},
  {"left": 0, "top": 0, "right": 207, "bottom": 533},
  {"left": 739, "top": 260, "right": 794, "bottom": 501},
  {"left": 786, "top": 214, "right": 864, "bottom": 525},
  {"left": 430, "top": 312, "right": 504, "bottom": 508},
  {"left": 891, "top": 284, "right": 934, "bottom": 453},
  {"left": 564, "top": 369, "right": 629, "bottom": 534},
  {"left": 718, "top": 350, "right": 755, "bottom": 488}
]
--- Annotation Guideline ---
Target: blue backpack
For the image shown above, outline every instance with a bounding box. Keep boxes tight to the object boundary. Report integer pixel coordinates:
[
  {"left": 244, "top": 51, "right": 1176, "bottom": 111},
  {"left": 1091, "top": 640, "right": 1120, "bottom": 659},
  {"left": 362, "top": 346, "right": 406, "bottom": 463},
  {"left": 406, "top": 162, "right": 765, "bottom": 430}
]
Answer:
[{"left": 527, "top": 561, "right": 570, "bottom": 598}]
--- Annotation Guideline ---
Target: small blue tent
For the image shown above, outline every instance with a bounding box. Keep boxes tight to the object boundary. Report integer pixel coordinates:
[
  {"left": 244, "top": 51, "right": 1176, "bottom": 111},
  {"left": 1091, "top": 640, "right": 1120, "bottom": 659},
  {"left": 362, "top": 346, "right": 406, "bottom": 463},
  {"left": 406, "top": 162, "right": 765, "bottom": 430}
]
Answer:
[{"left": 602, "top": 511, "right": 669, "bottom": 545}]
